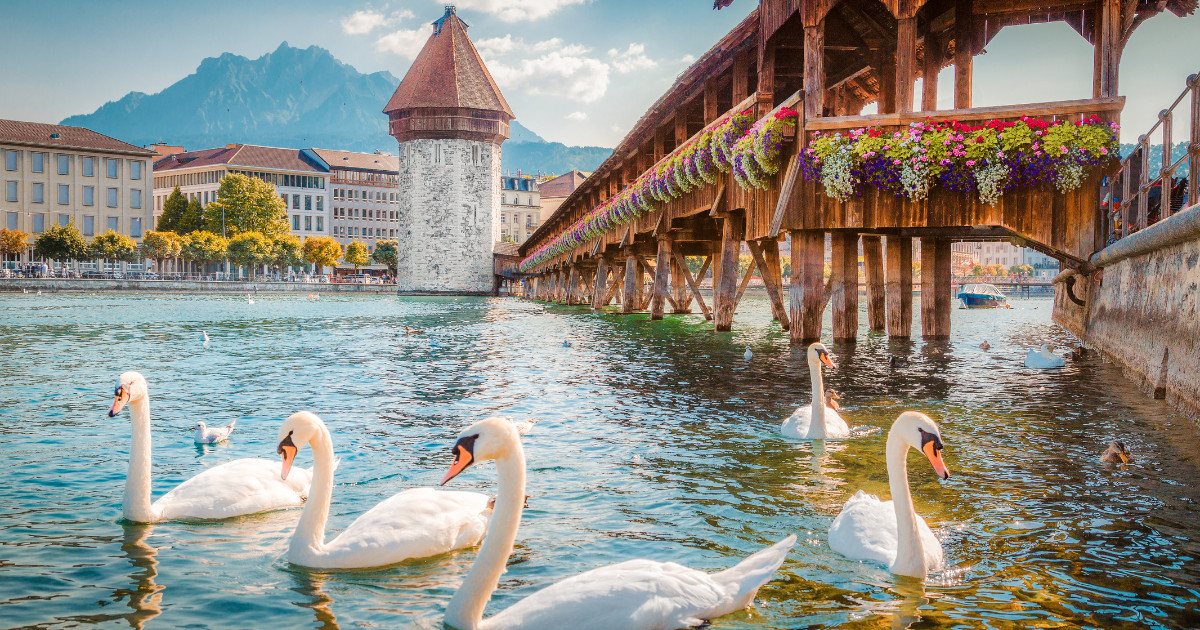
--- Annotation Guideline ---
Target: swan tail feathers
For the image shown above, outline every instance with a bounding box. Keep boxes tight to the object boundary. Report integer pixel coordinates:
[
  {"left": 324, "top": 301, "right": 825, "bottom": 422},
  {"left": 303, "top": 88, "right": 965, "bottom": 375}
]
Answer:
[{"left": 712, "top": 535, "right": 795, "bottom": 606}]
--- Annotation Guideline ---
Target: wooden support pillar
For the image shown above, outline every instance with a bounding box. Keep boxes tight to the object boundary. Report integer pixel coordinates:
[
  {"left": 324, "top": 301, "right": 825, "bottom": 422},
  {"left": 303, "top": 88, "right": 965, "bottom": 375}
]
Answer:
[
  {"left": 748, "top": 240, "right": 790, "bottom": 330},
  {"left": 757, "top": 40, "right": 776, "bottom": 116},
  {"left": 863, "top": 236, "right": 886, "bottom": 331},
  {"left": 920, "top": 238, "right": 952, "bottom": 339},
  {"left": 592, "top": 255, "right": 609, "bottom": 309},
  {"left": 831, "top": 232, "right": 859, "bottom": 342},
  {"left": 1093, "top": 0, "right": 1120, "bottom": 98},
  {"left": 954, "top": 0, "right": 973, "bottom": 108},
  {"left": 895, "top": 17, "right": 916, "bottom": 113},
  {"left": 714, "top": 213, "right": 745, "bottom": 331},
  {"left": 788, "top": 231, "right": 824, "bottom": 345},
  {"left": 886, "top": 236, "right": 913, "bottom": 338},
  {"left": 650, "top": 235, "right": 672, "bottom": 320},
  {"left": 921, "top": 32, "right": 940, "bottom": 111},
  {"left": 569, "top": 264, "right": 583, "bottom": 304},
  {"left": 803, "top": 22, "right": 825, "bottom": 120},
  {"left": 622, "top": 255, "right": 639, "bottom": 314},
  {"left": 878, "top": 52, "right": 897, "bottom": 115},
  {"left": 670, "top": 253, "right": 691, "bottom": 312},
  {"left": 732, "top": 50, "right": 752, "bottom": 104}
]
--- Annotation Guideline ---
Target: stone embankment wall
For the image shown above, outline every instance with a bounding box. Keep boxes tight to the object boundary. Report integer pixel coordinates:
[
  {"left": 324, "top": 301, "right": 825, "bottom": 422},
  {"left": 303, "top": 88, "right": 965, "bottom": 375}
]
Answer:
[
  {"left": 0, "top": 279, "right": 398, "bottom": 294},
  {"left": 1054, "top": 204, "right": 1200, "bottom": 422}
]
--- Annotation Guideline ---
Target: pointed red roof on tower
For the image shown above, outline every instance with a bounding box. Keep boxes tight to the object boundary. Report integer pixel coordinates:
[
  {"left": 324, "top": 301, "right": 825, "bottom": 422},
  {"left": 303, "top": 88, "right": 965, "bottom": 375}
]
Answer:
[{"left": 383, "top": 6, "right": 513, "bottom": 117}]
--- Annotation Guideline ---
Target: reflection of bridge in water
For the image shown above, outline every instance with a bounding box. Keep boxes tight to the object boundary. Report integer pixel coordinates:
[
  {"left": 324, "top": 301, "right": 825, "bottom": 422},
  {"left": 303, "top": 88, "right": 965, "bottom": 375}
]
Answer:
[{"left": 496, "top": 0, "right": 1196, "bottom": 355}]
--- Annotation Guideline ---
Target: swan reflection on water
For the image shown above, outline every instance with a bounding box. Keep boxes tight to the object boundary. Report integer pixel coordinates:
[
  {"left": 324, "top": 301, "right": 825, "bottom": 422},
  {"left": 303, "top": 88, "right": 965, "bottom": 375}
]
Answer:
[{"left": 101, "top": 523, "right": 162, "bottom": 629}]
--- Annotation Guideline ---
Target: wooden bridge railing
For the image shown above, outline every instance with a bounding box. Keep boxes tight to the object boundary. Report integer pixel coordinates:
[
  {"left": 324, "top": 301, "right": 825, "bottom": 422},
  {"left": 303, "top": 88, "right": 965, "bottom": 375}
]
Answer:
[{"left": 1107, "top": 73, "right": 1200, "bottom": 244}]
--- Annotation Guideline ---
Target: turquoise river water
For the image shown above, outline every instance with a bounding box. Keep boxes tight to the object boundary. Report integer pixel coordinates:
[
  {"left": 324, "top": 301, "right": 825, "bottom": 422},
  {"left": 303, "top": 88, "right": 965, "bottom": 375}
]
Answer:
[{"left": 1, "top": 292, "right": 1198, "bottom": 629}]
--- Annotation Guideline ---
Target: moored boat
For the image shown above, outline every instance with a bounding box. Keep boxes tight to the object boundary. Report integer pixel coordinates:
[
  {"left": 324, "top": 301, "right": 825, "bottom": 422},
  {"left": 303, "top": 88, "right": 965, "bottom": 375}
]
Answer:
[{"left": 957, "top": 283, "right": 1008, "bottom": 308}]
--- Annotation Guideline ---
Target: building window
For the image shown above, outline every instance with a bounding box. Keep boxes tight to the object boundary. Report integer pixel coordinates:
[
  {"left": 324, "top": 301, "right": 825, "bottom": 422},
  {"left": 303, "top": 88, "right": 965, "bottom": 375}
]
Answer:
[
  {"left": 501, "top": 212, "right": 507, "bottom": 223},
  {"left": 316, "top": 197, "right": 322, "bottom": 212},
  {"left": 107, "top": 216, "right": 118, "bottom": 232},
  {"left": 83, "top": 186, "right": 94, "bottom": 206},
  {"left": 304, "top": 216, "right": 312, "bottom": 231},
  {"left": 57, "top": 155, "right": 70, "bottom": 175},
  {"left": 33, "top": 213, "right": 45, "bottom": 233},
  {"left": 292, "top": 215, "right": 300, "bottom": 231},
  {"left": 3, "top": 150, "right": 16, "bottom": 171},
  {"left": 131, "top": 189, "right": 142, "bottom": 209},
  {"left": 501, "top": 194, "right": 506, "bottom": 204},
  {"left": 82, "top": 157, "right": 94, "bottom": 177},
  {"left": 316, "top": 216, "right": 323, "bottom": 232},
  {"left": 58, "top": 184, "right": 69, "bottom": 204},
  {"left": 292, "top": 194, "right": 300, "bottom": 210},
  {"left": 130, "top": 161, "right": 142, "bottom": 180},
  {"left": 106, "top": 158, "right": 119, "bottom": 178},
  {"left": 130, "top": 218, "right": 142, "bottom": 237},
  {"left": 4, "top": 181, "right": 15, "bottom": 202},
  {"left": 5, "top": 212, "right": 16, "bottom": 229},
  {"left": 32, "top": 183, "right": 44, "bottom": 203},
  {"left": 304, "top": 195, "right": 312, "bottom": 211},
  {"left": 83, "top": 215, "right": 94, "bottom": 235},
  {"left": 32, "top": 152, "right": 45, "bottom": 173},
  {"left": 107, "top": 188, "right": 118, "bottom": 207}
]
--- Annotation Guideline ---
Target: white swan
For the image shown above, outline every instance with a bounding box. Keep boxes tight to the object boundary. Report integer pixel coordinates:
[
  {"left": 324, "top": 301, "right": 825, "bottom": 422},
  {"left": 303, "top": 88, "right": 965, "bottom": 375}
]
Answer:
[
  {"left": 108, "top": 371, "right": 312, "bottom": 523},
  {"left": 781, "top": 342, "right": 850, "bottom": 439},
  {"left": 440, "top": 417, "right": 796, "bottom": 630},
  {"left": 275, "top": 411, "right": 492, "bottom": 569},
  {"left": 828, "top": 411, "right": 951, "bottom": 578},
  {"left": 1025, "top": 345, "right": 1065, "bottom": 368},
  {"left": 193, "top": 420, "right": 235, "bottom": 444}
]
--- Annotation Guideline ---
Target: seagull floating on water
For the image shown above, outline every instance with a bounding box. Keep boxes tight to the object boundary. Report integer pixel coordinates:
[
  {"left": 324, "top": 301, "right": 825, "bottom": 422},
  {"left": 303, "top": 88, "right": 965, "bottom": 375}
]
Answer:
[
  {"left": 202, "top": 331, "right": 210, "bottom": 347},
  {"left": 1025, "top": 345, "right": 1065, "bottom": 369},
  {"left": 744, "top": 346, "right": 753, "bottom": 361},
  {"left": 193, "top": 420, "right": 236, "bottom": 444}
]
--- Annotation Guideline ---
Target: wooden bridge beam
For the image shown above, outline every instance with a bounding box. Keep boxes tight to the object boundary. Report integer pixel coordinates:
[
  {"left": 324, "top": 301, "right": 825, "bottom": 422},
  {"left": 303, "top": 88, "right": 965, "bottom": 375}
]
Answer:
[
  {"left": 831, "top": 232, "right": 859, "bottom": 342},
  {"left": 747, "top": 240, "right": 790, "bottom": 330},
  {"left": 622, "top": 253, "right": 640, "bottom": 314},
  {"left": 651, "top": 235, "right": 673, "bottom": 320},
  {"left": 896, "top": 17, "right": 916, "bottom": 113},
  {"left": 954, "top": 0, "right": 974, "bottom": 108},
  {"left": 790, "top": 230, "right": 825, "bottom": 345},
  {"left": 922, "top": 32, "right": 940, "bottom": 111},
  {"left": 670, "top": 252, "right": 692, "bottom": 313},
  {"left": 565, "top": 264, "right": 581, "bottom": 305},
  {"left": 863, "top": 235, "right": 886, "bottom": 332},
  {"left": 591, "top": 255, "right": 609, "bottom": 309},
  {"left": 886, "top": 236, "right": 913, "bottom": 338},
  {"left": 714, "top": 212, "right": 745, "bottom": 331},
  {"left": 921, "top": 237, "right": 952, "bottom": 339}
]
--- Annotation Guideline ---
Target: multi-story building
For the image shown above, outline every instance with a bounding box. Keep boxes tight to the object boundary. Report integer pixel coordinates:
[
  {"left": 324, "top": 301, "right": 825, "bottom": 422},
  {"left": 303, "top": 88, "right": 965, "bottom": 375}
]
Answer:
[
  {"left": 538, "top": 170, "right": 588, "bottom": 224},
  {"left": 311, "top": 149, "right": 399, "bottom": 253},
  {"left": 500, "top": 173, "right": 540, "bottom": 244},
  {"left": 152, "top": 144, "right": 330, "bottom": 239},
  {"left": 1, "top": 119, "right": 155, "bottom": 261}
]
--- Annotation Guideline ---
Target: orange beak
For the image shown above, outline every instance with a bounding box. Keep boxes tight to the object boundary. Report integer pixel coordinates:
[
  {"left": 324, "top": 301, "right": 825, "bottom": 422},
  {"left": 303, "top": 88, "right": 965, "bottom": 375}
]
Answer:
[
  {"left": 441, "top": 445, "right": 474, "bottom": 486},
  {"left": 109, "top": 388, "right": 130, "bottom": 417},
  {"left": 820, "top": 353, "right": 835, "bottom": 369},
  {"left": 279, "top": 444, "right": 297, "bottom": 480},
  {"left": 923, "top": 441, "right": 950, "bottom": 480}
]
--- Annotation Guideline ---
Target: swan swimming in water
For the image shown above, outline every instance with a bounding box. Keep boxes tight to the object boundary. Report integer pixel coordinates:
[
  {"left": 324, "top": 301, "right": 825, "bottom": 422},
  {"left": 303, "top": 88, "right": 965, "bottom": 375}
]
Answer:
[
  {"left": 828, "top": 411, "right": 951, "bottom": 578},
  {"left": 440, "top": 417, "right": 796, "bottom": 630},
  {"left": 275, "top": 412, "right": 494, "bottom": 569},
  {"left": 1025, "top": 345, "right": 1065, "bottom": 368},
  {"left": 108, "top": 372, "right": 311, "bottom": 523},
  {"left": 192, "top": 420, "right": 235, "bottom": 444},
  {"left": 781, "top": 342, "right": 850, "bottom": 440}
]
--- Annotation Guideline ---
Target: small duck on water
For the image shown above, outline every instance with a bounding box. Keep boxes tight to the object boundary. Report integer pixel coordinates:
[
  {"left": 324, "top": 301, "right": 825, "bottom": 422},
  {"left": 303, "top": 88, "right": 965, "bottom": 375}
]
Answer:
[
  {"left": 823, "top": 389, "right": 841, "bottom": 411},
  {"left": 1100, "top": 440, "right": 1134, "bottom": 464},
  {"left": 979, "top": 341, "right": 990, "bottom": 351},
  {"left": 404, "top": 326, "right": 424, "bottom": 334}
]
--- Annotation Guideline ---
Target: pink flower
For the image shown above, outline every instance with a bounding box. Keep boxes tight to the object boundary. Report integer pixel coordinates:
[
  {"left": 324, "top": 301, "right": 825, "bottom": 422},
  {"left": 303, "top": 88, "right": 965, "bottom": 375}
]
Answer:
[
  {"left": 997, "top": 152, "right": 1005, "bottom": 158},
  {"left": 893, "top": 159, "right": 902, "bottom": 165},
  {"left": 1100, "top": 147, "right": 1109, "bottom": 155},
  {"left": 1060, "top": 146, "right": 1068, "bottom": 153},
  {"left": 1035, "top": 151, "right": 1043, "bottom": 156},
  {"left": 966, "top": 160, "right": 976, "bottom": 166}
]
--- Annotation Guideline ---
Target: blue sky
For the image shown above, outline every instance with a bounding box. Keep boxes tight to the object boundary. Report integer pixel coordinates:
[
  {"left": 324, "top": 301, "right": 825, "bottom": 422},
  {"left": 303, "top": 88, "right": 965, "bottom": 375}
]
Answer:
[{"left": 0, "top": 0, "right": 1196, "bottom": 147}]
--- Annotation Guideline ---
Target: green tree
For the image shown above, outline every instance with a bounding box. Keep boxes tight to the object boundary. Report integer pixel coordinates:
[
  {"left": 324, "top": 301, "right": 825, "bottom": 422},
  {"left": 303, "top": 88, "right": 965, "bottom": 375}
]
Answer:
[
  {"left": 0, "top": 228, "right": 29, "bottom": 263},
  {"left": 344, "top": 240, "right": 370, "bottom": 272},
  {"left": 1011, "top": 264, "right": 1034, "bottom": 276},
  {"left": 89, "top": 230, "right": 139, "bottom": 265},
  {"left": 157, "top": 187, "right": 188, "bottom": 233},
  {"left": 970, "top": 264, "right": 985, "bottom": 276},
  {"left": 181, "top": 231, "right": 229, "bottom": 274},
  {"left": 371, "top": 239, "right": 398, "bottom": 275},
  {"left": 303, "top": 236, "right": 343, "bottom": 272},
  {"left": 181, "top": 199, "right": 205, "bottom": 234},
  {"left": 271, "top": 234, "right": 304, "bottom": 276},
  {"left": 140, "top": 231, "right": 182, "bottom": 273},
  {"left": 203, "top": 173, "right": 289, "bottom": 238},
  {"left": 986, "top": 264, "right": 1007, "bottom": 277},
  {"left": 227, "top": 231, "right": 273, "bottom": 280},
  {"left": 34, "top": 222, "right": 87, "bottom": 262}
]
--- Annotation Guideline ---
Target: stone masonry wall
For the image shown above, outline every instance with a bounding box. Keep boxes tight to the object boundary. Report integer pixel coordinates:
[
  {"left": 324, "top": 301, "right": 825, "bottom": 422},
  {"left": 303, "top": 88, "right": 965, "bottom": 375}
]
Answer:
[{"left": 395, "top": 138, "right": 500, "bottom": 294}]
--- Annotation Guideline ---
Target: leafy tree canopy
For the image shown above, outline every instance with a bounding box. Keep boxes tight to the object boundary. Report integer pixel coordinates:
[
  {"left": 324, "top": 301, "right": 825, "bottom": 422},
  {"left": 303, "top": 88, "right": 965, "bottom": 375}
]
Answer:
[
  {"left": 227, "top": 231, "right": 274, "bottom": 268},
  {"left": 34, "top": 222, "right": 88, "bottom": 261},
  {"left": 203, "top": 174, "right": 289, "bottom": 238},
  {"left": 371, "top": 239, "right": 398, "bottom": 274},
  {"left": 303, "top": 236, "right": 342, "bottom": 269},
  {"left": 157, "top": 187, "right": 189, "bottom": 233},
  {"left": 271, "top": 234, "right": 304, "bottom": 270},
  {"left": 344, "top": 240, "right": 370, "bottom": 270},
  {"left": 181, "top": 231, "right": 229, "bottom": 263},
  {"left": 140, "top": 230, "right": 182, "bottom": 264},
  {"left": 89, "top": 230, "right": 139, "bottom": 262},
  {"left": 0, "top": 228, "right": 30, "bottom": 259}
]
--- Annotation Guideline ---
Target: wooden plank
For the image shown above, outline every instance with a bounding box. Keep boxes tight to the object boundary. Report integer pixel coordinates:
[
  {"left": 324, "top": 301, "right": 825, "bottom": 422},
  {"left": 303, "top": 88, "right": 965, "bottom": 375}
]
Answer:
[
  {"left": 886, "top": 236, "right": 913, "bottom": 338},
  {"left": 670, "top": 252, "right": 692, "bottom": 313},
  {"left": 974, "top": 0, "right": 1090, "bottom": 15},
  {"left": 673, "top": 250, "right": 712, "bottom": 320},
  {"left": 769, "top": 150, "right": 803, "bottom": 237},
  {"left": 604, "top": 266, "right": 623, "bottom": 306},
  {"left": 709, "top": 181, "right": 728, "bottom": 217},
  {"left": 650, "top": 236, "right": 672, "bottom": 320},
  {"left": 896, "top": 17, "right": 916, "bottom": 113},
  {"left": 921, "top": 31, "right": 940, "bottom": 112},
  {"left": 760, "top": 239, "right": 792, "bottom": 330},
  {"left": 831, "top": 232, "right": 859, "bottom": 341},
  {"left": 748, "top": 240, "right": 788, "bottom": 327},
  {"left": 733, "top": 258, "right": 758, "bottom": 307},
  {"left": 803, "top": 23, "right": 825, "bottom": 119},
  {"left": 797, "top": 231, "right": 825, "bottom": 345},
  {"left": 805, "top": 96, "right": 1125, "bottom": 130},
  {"left": 622, "top": 255, "right": 639, "bottom": 313},
  {"left": 591, "top": 255, "right": 609, "bottom": 309},
  {"left": 863, "top": 235, "right": 886, "bottom": 331},
  {"left": 714, "top": 213, "right": 745, "bottom": 331}
]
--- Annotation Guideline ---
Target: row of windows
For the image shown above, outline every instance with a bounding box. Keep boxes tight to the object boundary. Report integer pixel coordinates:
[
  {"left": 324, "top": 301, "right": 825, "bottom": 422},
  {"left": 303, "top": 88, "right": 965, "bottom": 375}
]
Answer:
[
  {"left": 500, "top": 177, "right": 538, "bottom": 192},
  {"left": 334, "top": 226, "right": 395, "bottom": 238},
  {"left": 501, "top": 194, "right": 537, "bottom": 206},
  {"left": 153, "top": 169, "right": 222, "bottom": 190},
  {"left": 330, "top": 171, "right": 398, "bottom": 185},
  {"left": 281, "top": 194, "right": 324, "bottom": 212},
  {"left": 290, "top": 214, "right": 324, "bottom": 232},
  {"left": 4, "top": 211, "right": 141, "bottom": 237},
  {"left": 500, "top": 212, "right": 537, "bottom": 227},
  {"left": 4, "top": 181, "right": 141, "bottom": 208},
  {"left": 333, "top": 207, "right": 395, "bottom": 220},
  {"left": 230, "top": 169, "right": 325, "bottom": 190},
  {"left": 4, "top": 150, "right": 143, "bottom": 180},
  {"left": 332, "top": 188, "right": 398, "bottom": 203}
]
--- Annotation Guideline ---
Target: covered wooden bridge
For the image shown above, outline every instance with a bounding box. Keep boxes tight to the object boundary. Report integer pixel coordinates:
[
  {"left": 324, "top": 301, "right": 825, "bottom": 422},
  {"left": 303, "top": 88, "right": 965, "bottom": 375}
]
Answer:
[{"left": 514, "top": 0, "right": 1195, "bottom": 344}]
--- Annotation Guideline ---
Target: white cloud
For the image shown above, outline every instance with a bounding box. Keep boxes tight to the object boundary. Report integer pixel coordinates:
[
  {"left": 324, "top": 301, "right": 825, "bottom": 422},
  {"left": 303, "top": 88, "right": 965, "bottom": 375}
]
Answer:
[
  {"left": 679, "top": 54, "right": 696, "bottom": 65},
  {"left": 375, "top": 24, "right": 435, "bottom": 59},
  {"left": 608, "top": 43, "right": 656, "bottom": 74},
  {"left": 566, "top": 111, "right": 588, "bottom": 121},
  {"left": 453, "top": 0, "right": 587, "bottom": 22},
  {"left": 488, "top": 51, "right": 610, "bottom": 103},
  {"left": 341, "top": 8, "right": 415, "bottom": 35}
]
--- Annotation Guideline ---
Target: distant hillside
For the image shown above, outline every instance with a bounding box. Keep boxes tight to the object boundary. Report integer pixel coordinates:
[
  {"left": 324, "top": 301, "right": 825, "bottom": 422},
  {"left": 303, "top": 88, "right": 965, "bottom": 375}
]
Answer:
[
  {"left": 1119, "top": 143, "right": 1190, "bottom": 178},
  {"left": 62, "top": 42, "right": 611, "bottom": 175}
]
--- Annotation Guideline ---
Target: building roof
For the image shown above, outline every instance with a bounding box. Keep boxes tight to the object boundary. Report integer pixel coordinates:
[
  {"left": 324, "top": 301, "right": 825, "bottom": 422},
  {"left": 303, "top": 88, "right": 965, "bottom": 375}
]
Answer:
[
  {"left": 383, "top": 6, "right": 513, "bottom": 117},
  {"left": 310, "top": 148, "right": 398, "bottom": 173},
  {"left": 153, "top": 144, "right": 327, "bottom": 173},
  {"left": 538, "top": 170, "right": 589, "bottom": 198},
  {"left": 0, "top": 119, "right": 154, "bottom": 156}
]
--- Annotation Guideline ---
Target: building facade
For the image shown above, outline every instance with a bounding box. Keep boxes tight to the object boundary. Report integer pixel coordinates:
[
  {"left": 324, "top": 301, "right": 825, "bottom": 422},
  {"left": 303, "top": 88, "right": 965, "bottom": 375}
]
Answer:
[
  {"left": 384, "top": 6, "right": 514, "bottom": 294},
  {"left": 1, "top": 119, "right": 154, "bottom": 261},
  {"left": 537, "top": 170, "right": 588, "bottom": 224},
  {"left": 500, "top": 174, "right": 540, "bottom": 244},
  {"left": 311, "top": 149, "right": 399, "bottom": 257},
  {"left": 152, "top": 144, "right": 330, "bottom": 239}
]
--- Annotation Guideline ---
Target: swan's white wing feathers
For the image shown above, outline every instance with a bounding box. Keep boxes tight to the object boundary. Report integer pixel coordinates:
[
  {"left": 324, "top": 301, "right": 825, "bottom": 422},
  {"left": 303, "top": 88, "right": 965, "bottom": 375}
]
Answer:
[
  {"left": 828, "top": 490, "right": 898, "bottom": 567},
  {"left": 781, "top": 405, "right": 850, "bottom": 439},
  {"left": 154, "top": 458, "right": 309, "bottom": 520},
  {"left": 314, "top": 488, "right": 490, "bottom": 568}
]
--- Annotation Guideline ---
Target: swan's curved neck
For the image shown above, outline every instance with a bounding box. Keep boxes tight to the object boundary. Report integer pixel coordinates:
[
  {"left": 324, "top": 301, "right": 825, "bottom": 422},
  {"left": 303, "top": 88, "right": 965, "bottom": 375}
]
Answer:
[
  {"left": 809, "top": 361, "right": 826, "bottom": 438},
  {"left": 445, "top": 443, "right": 527, "bottom": 630},
  {"left": 290, "top": 424, "right": 336, "bottom": 560},
  {"left": 124, "top": 395, "right": 158, "bottom": 522},
  {"left": 885, "top": 431, "right": 924, "bottom": 576}
]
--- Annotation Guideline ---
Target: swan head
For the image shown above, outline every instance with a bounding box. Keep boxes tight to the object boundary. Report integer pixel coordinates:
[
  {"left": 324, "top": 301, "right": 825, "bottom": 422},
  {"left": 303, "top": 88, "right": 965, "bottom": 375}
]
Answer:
[
  {"left": 807, "top": 342, "right": 835, "bottom": 369},
  {"left": 276, "top": 411, "right": 324, "bottom": 480},
  {"left": 891, "top": 411, "right": 950, "bottom": 480},
  {"left": 109, "top": 371, "right": 148, "bottom": 417},
  {"left": 441, "top": 416, "right": 521, "bottom": 486}
]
